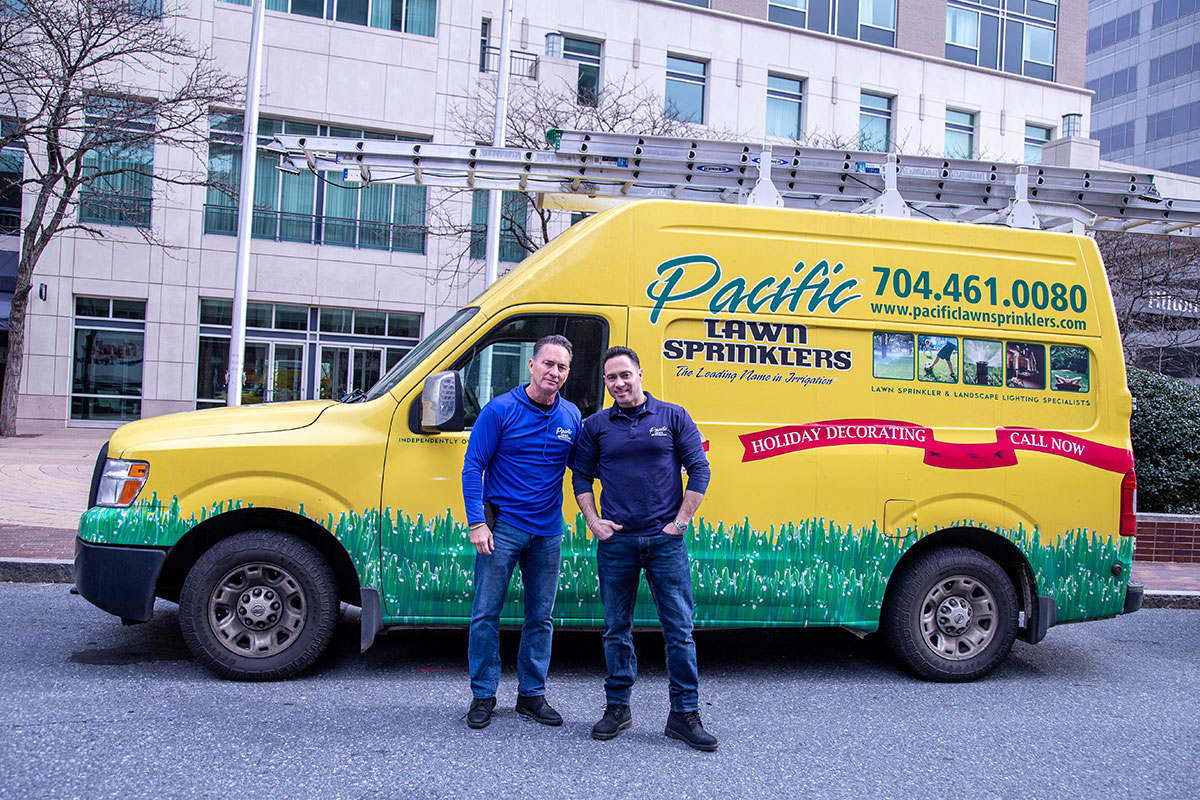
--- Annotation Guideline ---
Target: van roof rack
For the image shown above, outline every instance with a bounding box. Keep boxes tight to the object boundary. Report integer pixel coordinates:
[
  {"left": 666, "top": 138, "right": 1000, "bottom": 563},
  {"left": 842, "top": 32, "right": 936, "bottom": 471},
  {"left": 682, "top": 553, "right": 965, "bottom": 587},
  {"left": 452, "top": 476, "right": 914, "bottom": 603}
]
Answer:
[{"left": 270, "top": 128, "right": 1200, "bottom": 237}]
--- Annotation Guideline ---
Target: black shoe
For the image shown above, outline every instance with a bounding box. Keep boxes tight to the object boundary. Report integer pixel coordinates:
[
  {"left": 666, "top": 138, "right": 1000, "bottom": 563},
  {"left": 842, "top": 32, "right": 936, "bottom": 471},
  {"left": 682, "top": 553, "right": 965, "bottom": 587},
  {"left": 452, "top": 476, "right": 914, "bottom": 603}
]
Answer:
[
  {"left": 466, "top": 697, "right": 496, "bottom": 729},
  {"left": 591, "top": 704, "right": 633, "bottom": 740},
  {"left": 514, "top": 695, "right": 563, "bottom": 726},
  {"left": 665, "top": 710, "right": 718, "bottom": 751}
]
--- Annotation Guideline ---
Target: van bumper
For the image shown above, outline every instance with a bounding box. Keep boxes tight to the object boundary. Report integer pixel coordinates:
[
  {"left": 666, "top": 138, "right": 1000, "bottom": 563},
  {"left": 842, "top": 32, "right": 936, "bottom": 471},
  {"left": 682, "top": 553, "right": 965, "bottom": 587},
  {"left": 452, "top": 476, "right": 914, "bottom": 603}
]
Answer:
[
  {"left": 74, "top": 538, "right": 167, "bottom": 623},
  {"left": 1122, "top": 581, "right": 1144, "bottom": 615}
]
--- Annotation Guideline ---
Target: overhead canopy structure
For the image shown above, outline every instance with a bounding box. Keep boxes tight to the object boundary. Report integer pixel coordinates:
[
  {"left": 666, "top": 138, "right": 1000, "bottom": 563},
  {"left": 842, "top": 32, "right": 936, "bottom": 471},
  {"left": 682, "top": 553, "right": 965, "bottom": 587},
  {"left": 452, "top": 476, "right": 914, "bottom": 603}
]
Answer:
[{"left": 270, "top": 128, "right": 1200, "bottom": 238}]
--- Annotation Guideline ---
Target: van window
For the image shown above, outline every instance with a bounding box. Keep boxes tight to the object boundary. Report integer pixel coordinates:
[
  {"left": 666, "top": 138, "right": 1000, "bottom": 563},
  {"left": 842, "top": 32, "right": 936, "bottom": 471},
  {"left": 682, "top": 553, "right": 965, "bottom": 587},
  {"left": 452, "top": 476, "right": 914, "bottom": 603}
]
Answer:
[{"left": 453, "top": 314, "right": 607, "bottom": 426}]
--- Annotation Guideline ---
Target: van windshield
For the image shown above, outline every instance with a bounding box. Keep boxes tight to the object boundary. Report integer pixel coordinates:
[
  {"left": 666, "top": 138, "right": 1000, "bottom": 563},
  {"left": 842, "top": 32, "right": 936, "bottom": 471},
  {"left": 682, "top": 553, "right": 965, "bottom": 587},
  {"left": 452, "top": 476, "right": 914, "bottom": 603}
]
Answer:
[{"left": 363, "top": 307, "right": 480, "bottom": 401}]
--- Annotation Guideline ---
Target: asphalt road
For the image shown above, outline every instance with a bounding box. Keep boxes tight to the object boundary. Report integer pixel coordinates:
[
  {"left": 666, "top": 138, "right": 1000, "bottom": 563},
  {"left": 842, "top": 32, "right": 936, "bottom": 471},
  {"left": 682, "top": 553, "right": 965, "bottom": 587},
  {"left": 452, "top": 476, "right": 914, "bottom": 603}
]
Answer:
[{"left": 1, "top": 582, "right": 1197, "bottom": 800}]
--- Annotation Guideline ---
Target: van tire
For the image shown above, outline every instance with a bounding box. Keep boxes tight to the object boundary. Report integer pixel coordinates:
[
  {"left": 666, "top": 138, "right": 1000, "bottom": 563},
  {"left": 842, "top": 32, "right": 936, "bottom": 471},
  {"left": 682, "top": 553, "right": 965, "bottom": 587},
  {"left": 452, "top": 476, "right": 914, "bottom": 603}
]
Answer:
[
  {"left": 179, "top": 530, "right": 338, "bottom": 681},
  {"left": 883, "top": 547, "right": 1017, "bottom": 682}
]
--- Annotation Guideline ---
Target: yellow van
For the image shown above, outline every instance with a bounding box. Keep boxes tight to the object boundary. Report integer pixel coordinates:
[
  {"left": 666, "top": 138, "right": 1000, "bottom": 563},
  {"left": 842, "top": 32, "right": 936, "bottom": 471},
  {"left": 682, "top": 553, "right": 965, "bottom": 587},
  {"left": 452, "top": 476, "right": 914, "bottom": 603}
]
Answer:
[{"left": 75, "top": 200, "right": 1141, "bottom": 682}]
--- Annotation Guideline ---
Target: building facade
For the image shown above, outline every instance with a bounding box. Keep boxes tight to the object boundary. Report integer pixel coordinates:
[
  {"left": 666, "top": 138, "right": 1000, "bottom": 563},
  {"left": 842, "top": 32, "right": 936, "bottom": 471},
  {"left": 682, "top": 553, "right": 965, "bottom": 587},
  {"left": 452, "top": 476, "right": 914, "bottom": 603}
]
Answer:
[
  {"left": 1086, "top": 0, "right": 1200, "bottom": 175},
  {"left": 4, "top": 0, "right": 1092, "bottom": 430}
]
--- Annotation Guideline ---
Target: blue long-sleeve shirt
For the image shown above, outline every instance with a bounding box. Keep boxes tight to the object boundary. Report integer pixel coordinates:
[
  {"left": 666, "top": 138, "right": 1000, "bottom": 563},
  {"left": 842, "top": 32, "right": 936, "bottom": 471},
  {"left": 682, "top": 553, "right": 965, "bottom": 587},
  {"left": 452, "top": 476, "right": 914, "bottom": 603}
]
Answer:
[
  {"left": 462, "top": 384, "right": 581, "bottom": 537},
  {"left": 570, "top": 393, "right": 710, "bottom": 537}
]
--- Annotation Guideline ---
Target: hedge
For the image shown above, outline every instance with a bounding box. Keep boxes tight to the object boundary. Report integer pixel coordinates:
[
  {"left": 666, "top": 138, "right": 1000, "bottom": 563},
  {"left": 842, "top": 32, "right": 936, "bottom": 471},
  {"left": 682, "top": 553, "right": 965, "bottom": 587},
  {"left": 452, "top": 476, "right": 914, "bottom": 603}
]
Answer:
[{"left": 1127, "top": 367, "right": 1200, "bottom": 514}]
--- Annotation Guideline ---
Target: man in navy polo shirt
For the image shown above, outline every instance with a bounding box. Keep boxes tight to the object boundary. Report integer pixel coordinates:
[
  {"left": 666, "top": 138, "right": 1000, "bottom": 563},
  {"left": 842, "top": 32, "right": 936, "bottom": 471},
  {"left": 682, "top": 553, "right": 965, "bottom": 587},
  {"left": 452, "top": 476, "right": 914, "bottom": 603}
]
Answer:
[
  {"left": 461, "top": 334, "right": 581, "bottom": 730},
  {"left": 571, "top": 346, "right": 717, "bottom": 751}
]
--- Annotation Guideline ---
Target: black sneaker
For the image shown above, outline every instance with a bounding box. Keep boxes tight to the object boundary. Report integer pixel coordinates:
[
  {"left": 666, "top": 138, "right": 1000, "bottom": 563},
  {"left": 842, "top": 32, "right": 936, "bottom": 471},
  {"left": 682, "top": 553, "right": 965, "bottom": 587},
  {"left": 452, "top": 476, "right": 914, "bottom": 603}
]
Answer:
[
  {"left": 591, "top": 704, "right": 632, "bottom": 740},
  {"left": 514, "top": 695, "right": 563, "bottom": 726},
  {"left": 665, "top": 710, "right": 718, "bottom": 751},
  {"left": 466, "top": 697, "right": 496, "bottom": 729}
]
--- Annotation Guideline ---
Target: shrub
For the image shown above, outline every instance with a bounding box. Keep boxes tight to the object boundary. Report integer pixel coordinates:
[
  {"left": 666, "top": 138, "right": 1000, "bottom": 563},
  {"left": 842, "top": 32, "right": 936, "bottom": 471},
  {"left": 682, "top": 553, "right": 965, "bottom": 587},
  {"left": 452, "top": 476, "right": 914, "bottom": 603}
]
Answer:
[{"left": 1127, "top": 367, "right": 1200, "bottom": 514}]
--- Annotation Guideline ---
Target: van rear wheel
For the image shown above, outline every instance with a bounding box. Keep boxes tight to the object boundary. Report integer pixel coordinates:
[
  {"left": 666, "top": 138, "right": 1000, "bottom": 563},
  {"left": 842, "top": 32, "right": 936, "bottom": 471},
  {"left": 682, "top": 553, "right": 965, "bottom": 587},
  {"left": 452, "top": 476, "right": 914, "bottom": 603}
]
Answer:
[
  {"left": 884, "top": 547, "right": 1018, "bottom": 682},
  {"left": 179, "top": 531, "right": 338, "bottom": 681}
]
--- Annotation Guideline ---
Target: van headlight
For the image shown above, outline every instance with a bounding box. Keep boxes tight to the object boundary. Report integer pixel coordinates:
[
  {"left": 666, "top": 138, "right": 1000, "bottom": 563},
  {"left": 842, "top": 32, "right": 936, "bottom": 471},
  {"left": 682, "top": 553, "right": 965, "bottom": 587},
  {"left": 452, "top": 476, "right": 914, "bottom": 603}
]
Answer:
[{"left": 95, "top": 460, "right": 150, "bottom": 507}]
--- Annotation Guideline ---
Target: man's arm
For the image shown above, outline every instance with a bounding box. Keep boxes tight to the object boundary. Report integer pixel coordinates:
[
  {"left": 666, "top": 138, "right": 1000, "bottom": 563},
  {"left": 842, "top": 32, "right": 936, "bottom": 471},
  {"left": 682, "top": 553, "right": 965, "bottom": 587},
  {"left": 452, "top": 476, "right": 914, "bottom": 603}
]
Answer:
[
  {"left": 575, "top": 491, "right": 623, "bottom": 541},
  {"left": 570, "top": 420, "right": 622, "bottom": 540},
  {"left": 664, "top": 407, "right": 710, "bottom": 535},
  {"left": 461, "top": 405, "right": 501, "bottom": 555}
]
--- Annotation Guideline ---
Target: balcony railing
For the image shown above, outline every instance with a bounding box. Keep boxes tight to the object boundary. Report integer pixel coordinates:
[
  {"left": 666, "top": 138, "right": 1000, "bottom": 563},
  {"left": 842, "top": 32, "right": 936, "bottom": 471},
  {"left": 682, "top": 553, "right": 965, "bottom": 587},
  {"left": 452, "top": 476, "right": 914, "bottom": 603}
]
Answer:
[
  {"left": 203, "top": 205, "right": 426, "bottom": 254},
  {"left": 479, "top": 45, "right": 540, "bottom": 79},
  {"left": 79, "top": 193, "right": 152, "bottom": 228}
]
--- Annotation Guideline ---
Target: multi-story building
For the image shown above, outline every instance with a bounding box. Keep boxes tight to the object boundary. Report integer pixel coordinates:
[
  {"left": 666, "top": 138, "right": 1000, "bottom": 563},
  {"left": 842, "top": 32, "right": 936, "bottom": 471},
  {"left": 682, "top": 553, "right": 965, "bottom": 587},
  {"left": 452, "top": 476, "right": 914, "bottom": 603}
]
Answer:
[
  {"left": 1086, "top": 0, "right": 1200, "bottom": 176},
  {"left": 4, "top": 0, "right": 1092, "bottom": 431}
]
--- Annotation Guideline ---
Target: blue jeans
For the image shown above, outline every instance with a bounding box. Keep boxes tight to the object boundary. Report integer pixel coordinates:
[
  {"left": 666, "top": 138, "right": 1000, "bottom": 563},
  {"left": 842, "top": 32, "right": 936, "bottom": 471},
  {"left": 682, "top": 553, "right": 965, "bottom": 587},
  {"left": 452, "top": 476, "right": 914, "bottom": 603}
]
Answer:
[
  {"left": 467, "top": 520, "right": 562, "bottom": 699},
  {"left": 597, "top": 532, "right": 699, "bottom": 713}
]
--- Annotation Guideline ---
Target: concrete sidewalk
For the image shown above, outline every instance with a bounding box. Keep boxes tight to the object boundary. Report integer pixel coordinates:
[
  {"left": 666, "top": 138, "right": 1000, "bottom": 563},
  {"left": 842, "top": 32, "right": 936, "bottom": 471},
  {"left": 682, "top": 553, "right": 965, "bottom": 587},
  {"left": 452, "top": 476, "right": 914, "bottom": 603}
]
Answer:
[{"left": 2, "top": 428, "right": 1198, "bottom": 607}]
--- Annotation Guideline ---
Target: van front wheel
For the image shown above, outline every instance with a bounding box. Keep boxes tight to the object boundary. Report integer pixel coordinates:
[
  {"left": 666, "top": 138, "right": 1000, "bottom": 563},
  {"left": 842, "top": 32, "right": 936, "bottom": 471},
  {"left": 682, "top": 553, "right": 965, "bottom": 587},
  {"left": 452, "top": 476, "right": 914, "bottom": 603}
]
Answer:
[
  {"left": 179, "top": 531, "right": 338, "bottom": 681},
  {"left": 884, "top": 547, "right": 1018, "bottom": 682}
]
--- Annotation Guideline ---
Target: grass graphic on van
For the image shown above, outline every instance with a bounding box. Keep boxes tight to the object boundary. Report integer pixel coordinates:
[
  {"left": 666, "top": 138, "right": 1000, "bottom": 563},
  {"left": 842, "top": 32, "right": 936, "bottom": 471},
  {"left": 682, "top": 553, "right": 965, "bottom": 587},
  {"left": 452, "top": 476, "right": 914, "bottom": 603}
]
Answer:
[{"left": 79, "top": 497, "right": 1131, "bottom": 627}]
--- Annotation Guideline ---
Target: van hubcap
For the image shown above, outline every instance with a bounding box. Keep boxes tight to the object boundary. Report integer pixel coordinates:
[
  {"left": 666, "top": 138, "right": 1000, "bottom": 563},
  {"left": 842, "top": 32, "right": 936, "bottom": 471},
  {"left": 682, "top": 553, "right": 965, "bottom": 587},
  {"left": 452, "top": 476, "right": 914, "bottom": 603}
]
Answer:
[
  {"left": 208, "top": 563, "right": 306, "bottom": 658},
  {"left": 919, "top": 575, "right": 997, "bottom": 661}
]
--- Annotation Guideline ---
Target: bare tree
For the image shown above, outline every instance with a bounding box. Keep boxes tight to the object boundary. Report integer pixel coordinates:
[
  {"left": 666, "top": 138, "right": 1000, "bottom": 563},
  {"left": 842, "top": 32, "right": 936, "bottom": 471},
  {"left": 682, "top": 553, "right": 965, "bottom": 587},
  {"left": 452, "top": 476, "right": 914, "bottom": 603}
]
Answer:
[
  {"left": 1097, "top": 231, "right": 1200, "bottom": 380},
  {"left": 0, "top": 0, "right": 241, "bottom": 435},
  {"left": 426, "top": 74, "right": 735, "bottom": 279}
]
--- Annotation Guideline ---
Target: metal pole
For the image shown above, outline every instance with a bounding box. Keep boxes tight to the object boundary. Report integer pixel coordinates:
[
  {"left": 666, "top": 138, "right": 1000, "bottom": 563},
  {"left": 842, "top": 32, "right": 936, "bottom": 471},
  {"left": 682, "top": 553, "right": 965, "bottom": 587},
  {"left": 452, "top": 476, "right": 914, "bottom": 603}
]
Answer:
[
  {"left": 227, "top": 0, "right": 266, "bottom": 407},
  {"left": 484, "top": 0, "right": 514, "bottom": 287}
]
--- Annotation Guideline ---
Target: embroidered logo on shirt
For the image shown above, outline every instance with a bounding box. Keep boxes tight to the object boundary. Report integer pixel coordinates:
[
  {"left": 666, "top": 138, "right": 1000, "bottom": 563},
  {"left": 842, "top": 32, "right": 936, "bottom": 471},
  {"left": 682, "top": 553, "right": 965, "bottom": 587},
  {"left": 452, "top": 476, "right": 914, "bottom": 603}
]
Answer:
[
  {"left": 650, "top": 426, "right": 670, "bottom": 437},
  {"left": 555, "top": 426, "right": 574, "bottom": 442}
]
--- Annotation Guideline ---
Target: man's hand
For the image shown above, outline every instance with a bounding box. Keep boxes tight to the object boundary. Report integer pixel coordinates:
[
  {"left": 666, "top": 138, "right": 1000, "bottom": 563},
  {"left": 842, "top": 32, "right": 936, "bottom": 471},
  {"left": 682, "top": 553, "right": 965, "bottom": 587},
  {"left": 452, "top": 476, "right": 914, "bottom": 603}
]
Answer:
[
  {"left": 588, "top": 518, "right": 623, "bottom": 541},
  {"left": 662, "top": 520, "right": 686, "bottom": 536},
  {"left": 469, "top": 523, "right": 494, "bottom": 555}
]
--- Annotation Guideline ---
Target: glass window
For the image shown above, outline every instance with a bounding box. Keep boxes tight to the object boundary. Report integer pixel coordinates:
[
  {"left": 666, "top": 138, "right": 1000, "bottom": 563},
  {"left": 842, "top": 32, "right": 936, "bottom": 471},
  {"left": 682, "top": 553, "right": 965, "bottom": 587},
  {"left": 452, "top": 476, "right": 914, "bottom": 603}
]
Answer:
[
  {"left": 563, "top": 37, "right": 602, "bottom": 107},
  {"left": 470, "top": 190, "right": 527, "bottom": 263},
  {"left": 859, "top": 92, "right": 893, "bottom": 152},
  {"left": 220, "top": 0, "right": 434, "bottom": 35},
  {"left": 200, "top": 299, "right": 233, "bottom": 326},
  {"left": 204, "top": 115, "right": 426, "bottom": 252},
  {"left": 945, "top": 109, "right": 975, "bottom": 159},
  {"left": 72, "top": 297, "right": 147, "bottom": 422},
  {"left": 354, "top": 310, "right": 387, "bottom": 336},
  {"left": 946, "top": 6, "right": 980, "bottom": 48},
  {"left": 79, "top": 96, "right": 154, "bottom": 228},
  {"left": 766, "top": 74, "right": 804, "bottom": 140},
  {"left": 1024, "top": 24, "right": 1055, "bottom": 65},
  {"left": 860, "top": 0, "right": 896, "bottom": 29},
  {"left": 665, "top": 55, "right": 707, "bottom": 124},
  {"left": 388, "top": 312, "right": 420, "bottom": 338},
  {"left": 1024, "top": 123, "right": 1053, "bottom": 164},
  {"left": 246, "top": 302, "right": 272, "bottom": 328},
  {"left": 452, "top": 314, "right": 609, "bottom": 426},
  {"left": 320, "top": 308, "right": 353, "bottom": 333},
  {"left": 75, "top": 298, "right": 111, "bottom": 318},
  {"left": 275, "top": 305, "right": 308, "bottom": 330}
]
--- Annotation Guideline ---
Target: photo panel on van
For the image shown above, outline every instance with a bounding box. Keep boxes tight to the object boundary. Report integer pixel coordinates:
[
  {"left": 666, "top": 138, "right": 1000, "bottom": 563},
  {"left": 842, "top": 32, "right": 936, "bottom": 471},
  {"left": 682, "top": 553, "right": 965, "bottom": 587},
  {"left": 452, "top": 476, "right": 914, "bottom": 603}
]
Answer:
[
  {"left": 1005, "top": 341, "right": 1046, "bottom": 390},
  {"left": 962, "top": 338, "right": 1004, "bottom": 387},
  {"left": 917, "top": 335, "right": 959, "bottom": 384},
  {"left": 872, "top": 332, "right": 914, "bottom": 380},
  {"left": 1050, "top": 345, "right": 1090, "bottom": 392}
]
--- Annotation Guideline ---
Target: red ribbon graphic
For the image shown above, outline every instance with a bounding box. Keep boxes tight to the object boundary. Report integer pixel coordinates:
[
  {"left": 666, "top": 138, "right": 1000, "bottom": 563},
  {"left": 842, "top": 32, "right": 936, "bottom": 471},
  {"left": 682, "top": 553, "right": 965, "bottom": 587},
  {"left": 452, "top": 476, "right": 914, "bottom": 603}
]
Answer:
[{"left": 739, "top": 419, "right": 1133, "bottom": 473}]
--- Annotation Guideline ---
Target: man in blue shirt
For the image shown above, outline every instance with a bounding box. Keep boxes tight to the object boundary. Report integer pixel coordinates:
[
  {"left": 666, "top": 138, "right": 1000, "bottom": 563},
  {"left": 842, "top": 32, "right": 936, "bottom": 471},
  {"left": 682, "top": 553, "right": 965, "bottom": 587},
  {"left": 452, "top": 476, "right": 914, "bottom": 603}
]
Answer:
[
  {"left": 461, "top": 334, "right": 581, "bottom": 730},
  {"left": 571, "top": 346, "right": 717, "bottom": 751}
]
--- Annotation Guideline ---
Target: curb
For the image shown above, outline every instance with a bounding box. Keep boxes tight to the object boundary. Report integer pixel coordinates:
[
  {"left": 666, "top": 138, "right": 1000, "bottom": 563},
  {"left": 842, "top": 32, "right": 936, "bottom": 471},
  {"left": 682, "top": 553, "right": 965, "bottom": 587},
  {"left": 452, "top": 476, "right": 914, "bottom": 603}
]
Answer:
[
  {"left": 1141, "top": 591, "right": 1200, "bottom": 610},
  {"left": 0, "top": 558, "right": 74, "bottom": 583}
]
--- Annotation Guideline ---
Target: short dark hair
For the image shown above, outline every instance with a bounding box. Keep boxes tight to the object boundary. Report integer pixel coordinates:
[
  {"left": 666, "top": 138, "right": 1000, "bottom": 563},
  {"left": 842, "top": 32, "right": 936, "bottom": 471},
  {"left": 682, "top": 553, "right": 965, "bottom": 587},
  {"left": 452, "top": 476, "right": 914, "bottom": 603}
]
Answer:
[
  {"left": 533, "top": 334, "right": 573, "bottom": 361},
  {"left": 602, "top": 346, "right": 640, "bottom": 371}
]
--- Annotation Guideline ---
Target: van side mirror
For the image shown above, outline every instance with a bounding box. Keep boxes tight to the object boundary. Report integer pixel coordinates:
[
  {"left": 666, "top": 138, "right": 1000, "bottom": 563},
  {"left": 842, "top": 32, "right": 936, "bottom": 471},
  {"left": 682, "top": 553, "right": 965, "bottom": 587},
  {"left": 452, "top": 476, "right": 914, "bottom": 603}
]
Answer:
[{"left": 420, "top": 371, "right": 465, "bottom": 433}]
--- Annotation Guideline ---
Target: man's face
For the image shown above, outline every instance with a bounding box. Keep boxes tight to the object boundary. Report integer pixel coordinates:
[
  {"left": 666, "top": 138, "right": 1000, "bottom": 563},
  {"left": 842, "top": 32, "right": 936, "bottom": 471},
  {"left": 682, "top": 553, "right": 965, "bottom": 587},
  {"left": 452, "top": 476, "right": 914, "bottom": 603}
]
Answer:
[
  {"left": 528, "top": 344, "right": 571, "bottom": 397},
  {"left": 603, "top": 355, "right": 643, "bottom": 407}
]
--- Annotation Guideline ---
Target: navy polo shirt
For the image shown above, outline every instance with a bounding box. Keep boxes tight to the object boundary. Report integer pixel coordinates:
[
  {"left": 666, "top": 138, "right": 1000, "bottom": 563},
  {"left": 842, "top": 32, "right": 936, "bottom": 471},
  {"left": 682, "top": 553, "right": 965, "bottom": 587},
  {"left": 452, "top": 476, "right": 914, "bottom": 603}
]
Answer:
[{"left": 571, "top": 393, "right": 710, "bottom": 537}]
